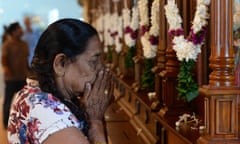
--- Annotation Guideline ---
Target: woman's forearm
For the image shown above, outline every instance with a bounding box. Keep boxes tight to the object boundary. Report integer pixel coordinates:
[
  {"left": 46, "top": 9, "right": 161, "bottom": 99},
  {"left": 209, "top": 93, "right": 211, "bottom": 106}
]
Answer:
[{"left": 88, "top": 120, "right": 107, "bottom": 144}]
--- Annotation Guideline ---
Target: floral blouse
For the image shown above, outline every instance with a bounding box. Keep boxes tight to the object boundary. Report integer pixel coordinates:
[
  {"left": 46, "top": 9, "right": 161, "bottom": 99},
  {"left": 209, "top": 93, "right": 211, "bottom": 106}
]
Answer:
[{"left": 8, "top": 82, "right": 85, "bottom": 144}]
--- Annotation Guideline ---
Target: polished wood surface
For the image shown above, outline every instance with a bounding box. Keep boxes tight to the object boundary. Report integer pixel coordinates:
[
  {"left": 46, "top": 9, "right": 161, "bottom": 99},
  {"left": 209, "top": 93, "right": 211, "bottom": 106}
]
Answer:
[
  {"left": 208, "top": 0, "right": 235, "bottom": 87},
  {"left": 105, "top": 102, "right": 146, "bottom": 144}
]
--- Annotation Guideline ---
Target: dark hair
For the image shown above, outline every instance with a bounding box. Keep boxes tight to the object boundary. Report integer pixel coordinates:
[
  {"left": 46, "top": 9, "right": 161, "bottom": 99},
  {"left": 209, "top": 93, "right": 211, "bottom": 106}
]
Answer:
[
  {"left": 31, "top": 18, "right": 98, "bottom": 136},
  {"left": 7, "top": 22, "right": 20, "bottom": 35}
]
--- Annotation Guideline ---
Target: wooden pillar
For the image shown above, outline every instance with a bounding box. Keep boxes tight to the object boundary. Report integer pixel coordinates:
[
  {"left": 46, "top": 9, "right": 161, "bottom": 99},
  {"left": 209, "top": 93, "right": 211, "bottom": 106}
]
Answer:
[
  {"left": 152, "top": 0, "right": 168, "bottom": 108},
  {"left": 118, "top": 0, "right": 127, "bottom": 78},
  {"left": 111, "top": 1, "right": 119, "bottom": 71},
  {"left": 132, "top": 0, "right": 144, "bottom": 92},
  {"left": 118, "top": 0, "right": 135, "bottom": 79},
  {"left": 197, "top": 0, "right": 240, "bottom": 143},
  {"left": 132, "top": 36, "right": 143, "bottom": 92}
]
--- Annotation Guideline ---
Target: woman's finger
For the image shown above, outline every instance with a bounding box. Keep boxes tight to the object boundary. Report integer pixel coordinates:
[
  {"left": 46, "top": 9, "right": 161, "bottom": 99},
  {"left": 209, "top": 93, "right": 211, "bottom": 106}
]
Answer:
[
  {"left": 83, "top": 82, "right": 91, "bottom": 102},
  {"left": 92, "top": 69, "right": 104, "bottom": 93}
]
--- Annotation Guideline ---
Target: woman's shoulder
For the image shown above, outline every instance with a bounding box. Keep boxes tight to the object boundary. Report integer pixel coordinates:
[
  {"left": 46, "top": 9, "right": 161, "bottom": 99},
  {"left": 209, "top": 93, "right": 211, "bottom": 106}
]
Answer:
[
  {"left": 15, "top": 85, "right": 64, "bottom": 110},
  {"left": 11, "top": 84, "right": 68, "bottom": 118},
  {"left": 8, "top": 85, "right": 82, "bottom": 143}
]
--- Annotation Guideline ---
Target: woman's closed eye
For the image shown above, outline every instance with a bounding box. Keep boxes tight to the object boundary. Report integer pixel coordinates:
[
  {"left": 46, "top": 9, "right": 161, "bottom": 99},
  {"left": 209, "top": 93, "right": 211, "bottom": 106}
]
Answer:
[
  {"left": 89, "top": 52, "right": 103, "bottom": 71},
  {"left": 90, "top": 60, "right": 99, "bottom": 70}
]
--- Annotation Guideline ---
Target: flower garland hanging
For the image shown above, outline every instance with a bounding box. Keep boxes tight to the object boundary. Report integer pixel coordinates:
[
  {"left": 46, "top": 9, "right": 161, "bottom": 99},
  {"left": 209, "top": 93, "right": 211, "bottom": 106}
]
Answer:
[
  {"left": 103, "top": 12, "right": 115, "bottom": 62},
  {"left": 164, "top": 0, "right": 210, "bottom": 102},
  {"left": 138, "top": 0, "right": 149, "bottom": 41},
  {"left": 140, "top": 0, "right": 160, "bottom": 59},
  {"left": 123, "top": 7, "right": 139, "bottom": 48},
  {"left": 112, "top": 12, "right": 123, "bottom": 54},
  {"left": 138, "top": 0, "right": 160, "bottom": 90},
  {"left": 122, "top": 7, "right": 139, "bottom": 68}
]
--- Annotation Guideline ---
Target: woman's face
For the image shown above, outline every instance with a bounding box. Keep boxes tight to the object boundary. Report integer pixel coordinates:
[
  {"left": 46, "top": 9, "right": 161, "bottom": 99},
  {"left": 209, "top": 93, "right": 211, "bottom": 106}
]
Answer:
[{"left": 57, "top": 35, "right": 103, "bottom": 98}]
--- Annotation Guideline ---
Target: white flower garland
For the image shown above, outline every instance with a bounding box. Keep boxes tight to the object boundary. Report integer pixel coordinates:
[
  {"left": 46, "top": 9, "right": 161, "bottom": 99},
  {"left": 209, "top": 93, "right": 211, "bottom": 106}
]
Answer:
[
  {"left": 149, "top": 0, "right": 160, "bottom": 37},
  {"left": 164, "top": 0, "right": 210, "bottom": 102},
  {"left": 122, "top": 8, "right": 131, "bottom": 29},
  {"left": 122, "top": 7, "right": 139, "bottom": 47},
  {"left": 115, "top": 15, "right": 123, "bottom": 53},
  {"left": 139, "top": 0, "right": 160, "bottom": 59},
  {"left": 138, "top": 0, "right": 149, "bottom": 27},
  {"left": 95, "top": 12, "right": 123, "bottom": 53},
  {"left": 164, "top": 1, "right": 182, "bottom": 31},
  {"left": 164, "top": 0, "right": 210, "bottom": 62},
  {"left": 103, "top": 12, "right": 114, "bottom": 52}
]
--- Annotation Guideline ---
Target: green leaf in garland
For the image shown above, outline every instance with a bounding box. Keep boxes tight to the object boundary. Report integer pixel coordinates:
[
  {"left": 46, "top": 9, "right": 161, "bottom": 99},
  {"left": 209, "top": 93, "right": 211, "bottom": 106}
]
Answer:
[
  {"left": 141, "top": 58, "right": 155, "bottom": 91},
  {"left": 125, "top": 46, "right": 134, "bottom": 68},
  {"left": 186, "top": 90, "right": 199, "bottom": 102},
  {"left": 176, "top": 59, "right": 199, "bottom": 102}
]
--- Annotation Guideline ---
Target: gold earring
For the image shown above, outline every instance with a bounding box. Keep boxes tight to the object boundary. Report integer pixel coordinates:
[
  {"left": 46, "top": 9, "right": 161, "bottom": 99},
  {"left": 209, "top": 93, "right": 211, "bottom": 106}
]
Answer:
[{"left": 57, "top": 72, "right": 64, "bottom": 77}]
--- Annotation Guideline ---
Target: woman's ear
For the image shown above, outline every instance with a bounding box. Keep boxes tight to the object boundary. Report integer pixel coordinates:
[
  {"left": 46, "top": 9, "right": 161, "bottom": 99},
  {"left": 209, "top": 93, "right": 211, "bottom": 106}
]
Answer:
[{"left": 53, "top": 53, "right": 66, "bottom": 77}]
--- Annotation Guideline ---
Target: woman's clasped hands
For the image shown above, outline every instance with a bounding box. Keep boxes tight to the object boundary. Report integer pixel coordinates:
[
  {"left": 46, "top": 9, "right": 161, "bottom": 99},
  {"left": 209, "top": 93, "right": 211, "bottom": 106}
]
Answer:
[{"left": 83, "top": 67, "right": 114, "bottom": 120}]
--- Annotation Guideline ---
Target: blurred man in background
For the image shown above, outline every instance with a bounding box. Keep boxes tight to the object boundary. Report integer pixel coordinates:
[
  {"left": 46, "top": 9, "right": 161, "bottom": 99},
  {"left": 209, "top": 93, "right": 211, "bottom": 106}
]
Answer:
[
  {"left": 1, "top": 22, "right": 29, "bottom": 129},
  {"left": 22, "top": 16, "right": 41, "bottom": 66}
]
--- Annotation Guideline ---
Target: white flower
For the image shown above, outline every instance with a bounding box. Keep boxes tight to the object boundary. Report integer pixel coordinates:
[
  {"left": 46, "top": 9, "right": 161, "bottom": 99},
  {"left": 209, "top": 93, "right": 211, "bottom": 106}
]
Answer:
[
  {"left": 131, "top": 7, "right": 139, "bottom": 31},
  {"left": 115, "top": 15, "right": 123, "bottom": 53},
  {"left": 138, "top": 0, "right": 149, "bottom": 26},
  {"left": 104, "top": 13, "right": 114, "bottom": 47},
  {"left": 123, "top": 6, "right": 139, "bottom": 47},
  {"left": 165, "top": 0, "right": 210, "bottom": 61},
  {"left": 192, "top": 2, "right": 210, "bottom": 33},
  {"left": 115, "top": 38, "right": 122, "bottom": 53},
  {"left": 173, "top": 36, "right": 202, "bottom": 61},
  {"left": 149, "top": 0, "right": 160, "bottom": 36},
  {"left": 192, "top": 16, "right": 205, "bottom": 33},
  {"left": 125, "top": 34, "right": 136, "bottom": 47},
  {"left": 122, "top": 8, "right": 131, "bottom": 28},
  {"left": 196, "top": 4, "right": 209, "bottom": 19},
  {"left": 172, "top": 35, "right": 185, "bottom": 46},
  {"left": 140, "top": 0, "right": 160, "bottom": 59},
  {"left": 164, "top": 1, "right": 182, "bottom": 30}
]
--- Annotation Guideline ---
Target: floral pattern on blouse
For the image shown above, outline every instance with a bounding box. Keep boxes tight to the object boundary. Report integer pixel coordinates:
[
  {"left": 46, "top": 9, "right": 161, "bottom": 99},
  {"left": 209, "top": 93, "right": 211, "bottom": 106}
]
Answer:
[{"left": 8, "top": 84, "right": 85, "bottom": 144}]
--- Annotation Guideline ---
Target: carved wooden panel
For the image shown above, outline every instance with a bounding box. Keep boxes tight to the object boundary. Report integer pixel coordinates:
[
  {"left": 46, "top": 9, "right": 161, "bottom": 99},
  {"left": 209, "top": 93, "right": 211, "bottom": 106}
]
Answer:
[
  {"left": 215, "top": 97, "right": 236, "bottom": 135},
  {"left": 203, "top": 93, "right": 239, "bottom": 141}
]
